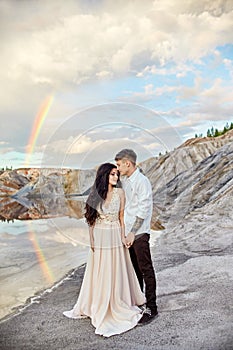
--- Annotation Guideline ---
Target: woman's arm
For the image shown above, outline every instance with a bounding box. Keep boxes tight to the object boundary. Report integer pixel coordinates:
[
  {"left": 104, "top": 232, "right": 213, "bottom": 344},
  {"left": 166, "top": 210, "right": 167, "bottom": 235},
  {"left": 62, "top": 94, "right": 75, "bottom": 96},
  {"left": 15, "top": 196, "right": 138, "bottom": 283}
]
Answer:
[
  {"left": 89, "top": 225, "right": 95, "bottom": 252},
  {"left": 118, "top": 188, "right": 126, "bottom": 246}
]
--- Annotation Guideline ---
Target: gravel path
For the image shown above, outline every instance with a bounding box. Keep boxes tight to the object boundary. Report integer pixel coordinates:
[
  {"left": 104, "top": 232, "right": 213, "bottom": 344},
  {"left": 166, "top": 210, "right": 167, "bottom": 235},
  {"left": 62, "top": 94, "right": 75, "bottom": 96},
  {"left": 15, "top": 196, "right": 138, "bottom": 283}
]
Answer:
[{"left": 0, "top": 227, "right": 232, "bottom": 350}]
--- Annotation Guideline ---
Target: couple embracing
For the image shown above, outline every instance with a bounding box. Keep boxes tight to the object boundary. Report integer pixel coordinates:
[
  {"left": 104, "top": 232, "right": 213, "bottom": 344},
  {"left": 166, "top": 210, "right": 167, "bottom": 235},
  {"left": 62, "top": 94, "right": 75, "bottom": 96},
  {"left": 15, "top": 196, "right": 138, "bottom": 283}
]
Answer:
[{"left": 63, "top": 149, "right": 158, "bottom": 337}]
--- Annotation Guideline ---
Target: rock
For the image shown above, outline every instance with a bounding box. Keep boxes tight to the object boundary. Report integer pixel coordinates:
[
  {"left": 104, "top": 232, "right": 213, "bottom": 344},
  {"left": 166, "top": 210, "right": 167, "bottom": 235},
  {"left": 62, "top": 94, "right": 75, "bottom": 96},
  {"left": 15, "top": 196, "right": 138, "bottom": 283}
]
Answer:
[
  {"left": 0, "top": 196, "right": 86, "bottom": 221},
  {"left": 152, "top": 141, "right": 233, "bottom": 222},
  {"left": 0, "top": 170, "right": 29, "bottom": 196},
  {"left": 0, "top": 168, "right": 96, "bottom": 199},
  {"left": 141, "top": 128, "right": 233, "bottom": 194},
  {"left": 63, "top": 169, "right": 96, "bottom": 195}
]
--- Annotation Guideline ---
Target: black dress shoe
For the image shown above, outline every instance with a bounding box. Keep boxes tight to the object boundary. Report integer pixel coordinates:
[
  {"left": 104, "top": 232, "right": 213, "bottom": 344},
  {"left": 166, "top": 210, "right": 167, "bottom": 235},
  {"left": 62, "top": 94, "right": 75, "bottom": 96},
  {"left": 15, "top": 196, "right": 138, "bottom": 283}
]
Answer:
[{"left": 138, "top": 307, "right": 158, "bottom": 326}]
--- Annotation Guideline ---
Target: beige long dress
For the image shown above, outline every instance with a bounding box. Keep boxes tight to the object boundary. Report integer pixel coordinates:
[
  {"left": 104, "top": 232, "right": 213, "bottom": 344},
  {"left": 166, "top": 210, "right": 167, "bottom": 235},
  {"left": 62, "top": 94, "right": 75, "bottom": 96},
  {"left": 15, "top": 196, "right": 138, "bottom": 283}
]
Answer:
[{"left": 63, "top": 187, "right": 145, "bottom": 337}]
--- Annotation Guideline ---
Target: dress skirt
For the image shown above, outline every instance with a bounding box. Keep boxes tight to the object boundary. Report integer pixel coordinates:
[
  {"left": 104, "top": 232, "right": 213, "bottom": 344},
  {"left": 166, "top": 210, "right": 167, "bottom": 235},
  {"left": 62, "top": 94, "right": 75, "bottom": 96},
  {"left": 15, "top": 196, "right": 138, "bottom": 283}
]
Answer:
[{"left": 63, "top": 220, "right": 145, "bottom": 337}]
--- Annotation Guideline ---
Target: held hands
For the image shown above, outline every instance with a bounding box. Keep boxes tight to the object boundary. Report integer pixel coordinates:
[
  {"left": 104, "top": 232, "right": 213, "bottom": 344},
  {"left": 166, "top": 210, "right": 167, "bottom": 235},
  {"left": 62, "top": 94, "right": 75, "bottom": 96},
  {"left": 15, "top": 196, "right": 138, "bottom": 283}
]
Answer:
[{"left": 124, "top": 232, "right": 135, "bottom": 249}]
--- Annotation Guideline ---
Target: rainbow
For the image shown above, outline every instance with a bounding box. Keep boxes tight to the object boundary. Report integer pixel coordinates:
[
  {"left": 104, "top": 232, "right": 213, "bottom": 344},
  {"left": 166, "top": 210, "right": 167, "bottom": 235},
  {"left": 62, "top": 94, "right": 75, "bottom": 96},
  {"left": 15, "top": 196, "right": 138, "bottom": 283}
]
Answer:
[
  {"left": 28, "top": 224, "right": 55, "bottom": 284},
  {"left": 24, "top": 95, "right": 54, "bottom": 167}
]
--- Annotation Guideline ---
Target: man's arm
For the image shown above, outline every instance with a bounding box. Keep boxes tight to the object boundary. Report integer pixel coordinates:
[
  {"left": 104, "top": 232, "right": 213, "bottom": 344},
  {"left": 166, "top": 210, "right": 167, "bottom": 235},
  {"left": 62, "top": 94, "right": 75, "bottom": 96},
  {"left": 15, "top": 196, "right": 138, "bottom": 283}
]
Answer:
[
  {"left": 131, "top": 216, "right": 144, "bottom": 234},
  {"left": 125, "top": 216, "right": 144, "bottom": 247}
]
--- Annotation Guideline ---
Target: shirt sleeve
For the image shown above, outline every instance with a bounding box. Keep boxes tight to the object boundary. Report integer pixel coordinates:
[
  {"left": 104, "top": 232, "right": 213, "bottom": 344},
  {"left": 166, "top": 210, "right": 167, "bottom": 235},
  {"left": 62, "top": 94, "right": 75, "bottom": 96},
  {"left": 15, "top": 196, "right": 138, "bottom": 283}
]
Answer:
[{"left": 136, "top": 176, "right": 152, "bottom": 219}]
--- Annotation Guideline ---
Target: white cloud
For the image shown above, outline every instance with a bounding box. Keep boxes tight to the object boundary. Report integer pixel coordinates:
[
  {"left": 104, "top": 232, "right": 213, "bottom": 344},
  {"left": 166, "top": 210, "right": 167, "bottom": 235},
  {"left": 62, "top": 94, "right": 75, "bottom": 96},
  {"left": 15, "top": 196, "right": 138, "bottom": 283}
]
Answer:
[
  {"left": 96, "top": 71, "right": 113, "bottom": 79},
  {"left": 0, "top": 0, "right": 233, "bottom": 168},
  {"left": 1, "top": 0, "right": 233, "bottom": 95},
  {"left": 136, "top": 63, "right": 195, "bottom": 78},
  {"left": 0, "top": 146, "right": 14, "bottom": 155},
  {"left": 68, "top": 135, "right": 107, "bottom": 154},
  {"left": 122, "top": 83, "right": 180, "bottom": 103},
  {"left": 37, "top": 117, "right": 183, "bottom": 168},
  {"left": 154, "top": 0, "right": 233, "bottom": 17},
  {"left": 199, "top": 78, "right": 233, "bottom": 109},
  {"left": 144, "top": 142, "right": 161, "bottom": 151},
  {"left": 223, "top": 58, "right": 233, "bottom": 78},
  {"left": 178, "top": 77, "right": 203, "bottom": 99}
]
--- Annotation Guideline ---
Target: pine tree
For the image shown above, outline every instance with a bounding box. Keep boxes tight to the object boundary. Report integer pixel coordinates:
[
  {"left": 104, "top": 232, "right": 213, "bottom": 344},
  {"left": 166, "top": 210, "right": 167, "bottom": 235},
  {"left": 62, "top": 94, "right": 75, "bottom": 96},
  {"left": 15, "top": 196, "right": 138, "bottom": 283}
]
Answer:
[{"left": 195, "top": 121, "right": 232, "bottom": 139}]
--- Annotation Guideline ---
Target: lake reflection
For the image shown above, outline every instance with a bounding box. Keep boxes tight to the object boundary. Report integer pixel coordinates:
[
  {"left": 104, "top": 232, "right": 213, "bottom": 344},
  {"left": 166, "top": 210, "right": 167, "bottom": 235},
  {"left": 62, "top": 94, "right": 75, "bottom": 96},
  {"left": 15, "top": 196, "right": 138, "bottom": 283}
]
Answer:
[{"left": 0, "top": 196, "right": 90, "bottom": 320}]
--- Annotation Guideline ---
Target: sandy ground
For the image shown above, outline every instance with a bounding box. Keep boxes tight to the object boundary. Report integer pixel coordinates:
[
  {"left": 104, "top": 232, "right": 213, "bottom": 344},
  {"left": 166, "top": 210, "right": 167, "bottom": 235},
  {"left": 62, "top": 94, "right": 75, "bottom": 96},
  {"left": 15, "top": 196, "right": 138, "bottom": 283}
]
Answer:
[{"left": 0, "top": 229, "right": 232, "bottom": 350}]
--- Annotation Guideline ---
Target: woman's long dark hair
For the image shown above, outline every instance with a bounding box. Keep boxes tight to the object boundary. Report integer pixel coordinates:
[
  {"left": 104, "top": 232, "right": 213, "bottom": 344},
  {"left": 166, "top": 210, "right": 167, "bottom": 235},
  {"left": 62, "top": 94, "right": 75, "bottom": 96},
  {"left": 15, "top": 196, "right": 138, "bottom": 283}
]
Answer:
[{"left": 85, "top": 163, "right": 121, "bottom": 226}]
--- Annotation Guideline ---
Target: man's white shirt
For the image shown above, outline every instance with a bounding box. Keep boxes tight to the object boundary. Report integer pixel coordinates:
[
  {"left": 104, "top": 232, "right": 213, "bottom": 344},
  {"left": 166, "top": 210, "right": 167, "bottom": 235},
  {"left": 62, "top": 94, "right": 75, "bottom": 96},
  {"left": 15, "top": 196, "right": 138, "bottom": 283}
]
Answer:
[{"left": 121, "top": 168, "right": 153, "bottom": 236}]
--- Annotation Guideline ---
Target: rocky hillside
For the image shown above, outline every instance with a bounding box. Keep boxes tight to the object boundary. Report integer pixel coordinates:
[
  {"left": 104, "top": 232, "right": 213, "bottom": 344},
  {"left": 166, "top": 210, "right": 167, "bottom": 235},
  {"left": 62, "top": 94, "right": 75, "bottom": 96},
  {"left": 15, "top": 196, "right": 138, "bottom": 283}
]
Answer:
[
  {"left": 141, "top": 129, "right": 233, "bottom": 193},
  {"left": 0, "top": 129, "right": 232, "bottom": 229},
  {"left": 138, "top": 129, "right": 233, "bottom": 229},
  {"left": 152, "top": 141, "right": 233, "bottom": 221},
  {"left": 0, "top": 168, "right": 95, "bottom": 198},
  {"left": 0, "top": 195, "right": 85, "bottom": 222}
]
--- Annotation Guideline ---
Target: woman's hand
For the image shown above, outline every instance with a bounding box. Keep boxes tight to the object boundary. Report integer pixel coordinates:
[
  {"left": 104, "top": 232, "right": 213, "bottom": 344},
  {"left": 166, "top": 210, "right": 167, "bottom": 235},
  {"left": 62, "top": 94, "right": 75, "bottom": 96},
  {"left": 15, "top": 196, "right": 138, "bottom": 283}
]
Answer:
[{"left": 121, "top": 236, "right": 127, "bottom": 247}]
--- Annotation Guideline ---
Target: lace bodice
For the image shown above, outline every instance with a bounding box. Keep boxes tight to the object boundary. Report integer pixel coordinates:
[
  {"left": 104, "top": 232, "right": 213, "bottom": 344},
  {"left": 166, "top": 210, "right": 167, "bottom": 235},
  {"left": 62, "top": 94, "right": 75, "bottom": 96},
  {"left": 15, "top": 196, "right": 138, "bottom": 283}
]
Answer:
[{"left": 97, "top": 188, "right": 120, "bottom": 223}]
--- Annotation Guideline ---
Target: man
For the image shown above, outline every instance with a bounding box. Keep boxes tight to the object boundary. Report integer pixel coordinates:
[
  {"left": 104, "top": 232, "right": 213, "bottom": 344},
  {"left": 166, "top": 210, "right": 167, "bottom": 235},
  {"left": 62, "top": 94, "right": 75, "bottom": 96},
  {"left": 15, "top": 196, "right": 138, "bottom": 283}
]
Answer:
[{"left": 115, "top": 149, "right": 158, "bottom": 325}]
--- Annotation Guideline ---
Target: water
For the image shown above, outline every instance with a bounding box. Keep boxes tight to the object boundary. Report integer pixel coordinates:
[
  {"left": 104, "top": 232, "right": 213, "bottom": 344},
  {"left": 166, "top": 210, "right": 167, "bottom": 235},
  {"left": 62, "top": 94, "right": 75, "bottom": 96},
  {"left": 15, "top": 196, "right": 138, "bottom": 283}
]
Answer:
[
  {"left": 0, "top": 195, "right": 162, "bottom": 320},
  {"left": 0, "top": 196, "right": 90, "bottom": 320}
]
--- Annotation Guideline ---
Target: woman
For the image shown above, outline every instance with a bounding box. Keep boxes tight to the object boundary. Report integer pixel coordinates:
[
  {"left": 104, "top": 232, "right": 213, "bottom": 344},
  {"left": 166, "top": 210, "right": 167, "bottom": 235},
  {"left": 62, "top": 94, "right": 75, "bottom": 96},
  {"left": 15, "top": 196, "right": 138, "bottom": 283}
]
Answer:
[{"left": 63, "top": 163, "right": 145, "bottom": 337}]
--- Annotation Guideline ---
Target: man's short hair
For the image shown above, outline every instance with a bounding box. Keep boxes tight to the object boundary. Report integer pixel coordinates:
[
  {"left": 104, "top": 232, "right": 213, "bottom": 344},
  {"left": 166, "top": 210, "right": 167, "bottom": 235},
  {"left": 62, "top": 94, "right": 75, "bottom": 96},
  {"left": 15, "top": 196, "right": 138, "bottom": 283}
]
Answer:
[{"left": 115, "top": 149, "right": 137, "bottom": 164}]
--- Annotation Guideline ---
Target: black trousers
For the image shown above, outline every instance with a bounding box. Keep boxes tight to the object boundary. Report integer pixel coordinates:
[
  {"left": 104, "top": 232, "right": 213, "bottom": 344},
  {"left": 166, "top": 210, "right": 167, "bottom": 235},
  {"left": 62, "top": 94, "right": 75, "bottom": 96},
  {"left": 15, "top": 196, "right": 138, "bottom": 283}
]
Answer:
[{"left": 129, "top": 233, "right": 157, "bottom": 312}]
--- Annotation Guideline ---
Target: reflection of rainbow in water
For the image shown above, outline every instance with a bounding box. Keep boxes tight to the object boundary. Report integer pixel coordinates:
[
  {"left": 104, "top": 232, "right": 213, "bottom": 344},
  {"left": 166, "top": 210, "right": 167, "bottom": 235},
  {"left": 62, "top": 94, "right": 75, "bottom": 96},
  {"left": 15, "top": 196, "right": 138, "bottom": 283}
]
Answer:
[
  {"left": 25, "top": 95, "right": 55, "bottom": 284},
  {"left": 24, "top": 95, "right": 54, "bottom": 167},
  {"left": 27, "top": 222, "right": 55, "bottom": 284}
]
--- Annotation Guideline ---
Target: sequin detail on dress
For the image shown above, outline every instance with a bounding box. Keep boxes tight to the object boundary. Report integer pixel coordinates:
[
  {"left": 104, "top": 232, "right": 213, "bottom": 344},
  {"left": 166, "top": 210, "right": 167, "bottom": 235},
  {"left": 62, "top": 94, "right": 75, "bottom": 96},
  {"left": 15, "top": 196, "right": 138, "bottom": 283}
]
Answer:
[{"left": 97, "top": 188, "right": 119, "bottom": 223}]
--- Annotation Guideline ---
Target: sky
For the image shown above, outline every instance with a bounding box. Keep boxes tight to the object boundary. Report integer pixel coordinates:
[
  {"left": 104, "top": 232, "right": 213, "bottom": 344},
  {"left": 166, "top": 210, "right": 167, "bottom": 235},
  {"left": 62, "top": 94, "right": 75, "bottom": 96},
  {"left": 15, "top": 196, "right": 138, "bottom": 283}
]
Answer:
[{"left": 0, "top": 0, "right": 232, "bottom": 169}]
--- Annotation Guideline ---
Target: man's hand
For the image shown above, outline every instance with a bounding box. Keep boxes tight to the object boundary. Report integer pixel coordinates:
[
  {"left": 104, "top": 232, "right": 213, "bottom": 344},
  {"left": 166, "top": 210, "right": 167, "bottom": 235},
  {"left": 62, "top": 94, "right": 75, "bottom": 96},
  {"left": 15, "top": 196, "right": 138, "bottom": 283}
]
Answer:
[{"left": 125, "top": 232, "right": 135, "bottom": 248}]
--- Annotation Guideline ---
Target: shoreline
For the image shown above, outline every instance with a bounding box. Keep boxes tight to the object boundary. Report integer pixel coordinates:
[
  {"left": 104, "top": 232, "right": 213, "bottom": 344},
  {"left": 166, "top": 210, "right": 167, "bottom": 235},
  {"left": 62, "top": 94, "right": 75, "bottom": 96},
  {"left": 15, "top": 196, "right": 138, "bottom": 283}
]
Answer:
[
  {"left": 0, "top": 251, "right": 232, "bottom": 350},
  {"left": 0, "top": 264, "right": 85, "bottom": 325},
  {"left": 0, "top": 215, "right": 90, "bottom": 320},
  {"left": 1, "top": 227, "right": 232, "bottom": 349},
  {"left": 0, "top": 230, "right": 162, "bottom": 323}
]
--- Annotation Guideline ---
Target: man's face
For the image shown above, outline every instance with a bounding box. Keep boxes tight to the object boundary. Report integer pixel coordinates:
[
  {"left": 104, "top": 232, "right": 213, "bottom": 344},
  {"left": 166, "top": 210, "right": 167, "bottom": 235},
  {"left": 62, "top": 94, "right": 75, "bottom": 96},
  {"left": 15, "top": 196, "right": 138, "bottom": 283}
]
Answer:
[{"left": 115, "top": 159, "right": 129, "bottom": 176}]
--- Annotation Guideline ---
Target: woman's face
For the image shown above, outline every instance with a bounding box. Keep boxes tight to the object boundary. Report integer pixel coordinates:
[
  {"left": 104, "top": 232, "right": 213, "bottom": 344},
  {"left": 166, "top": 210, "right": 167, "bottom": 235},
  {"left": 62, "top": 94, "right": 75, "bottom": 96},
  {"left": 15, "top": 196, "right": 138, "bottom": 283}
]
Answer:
[{"left": 109, "top": 168, "right": 119, "bottom": 186}]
